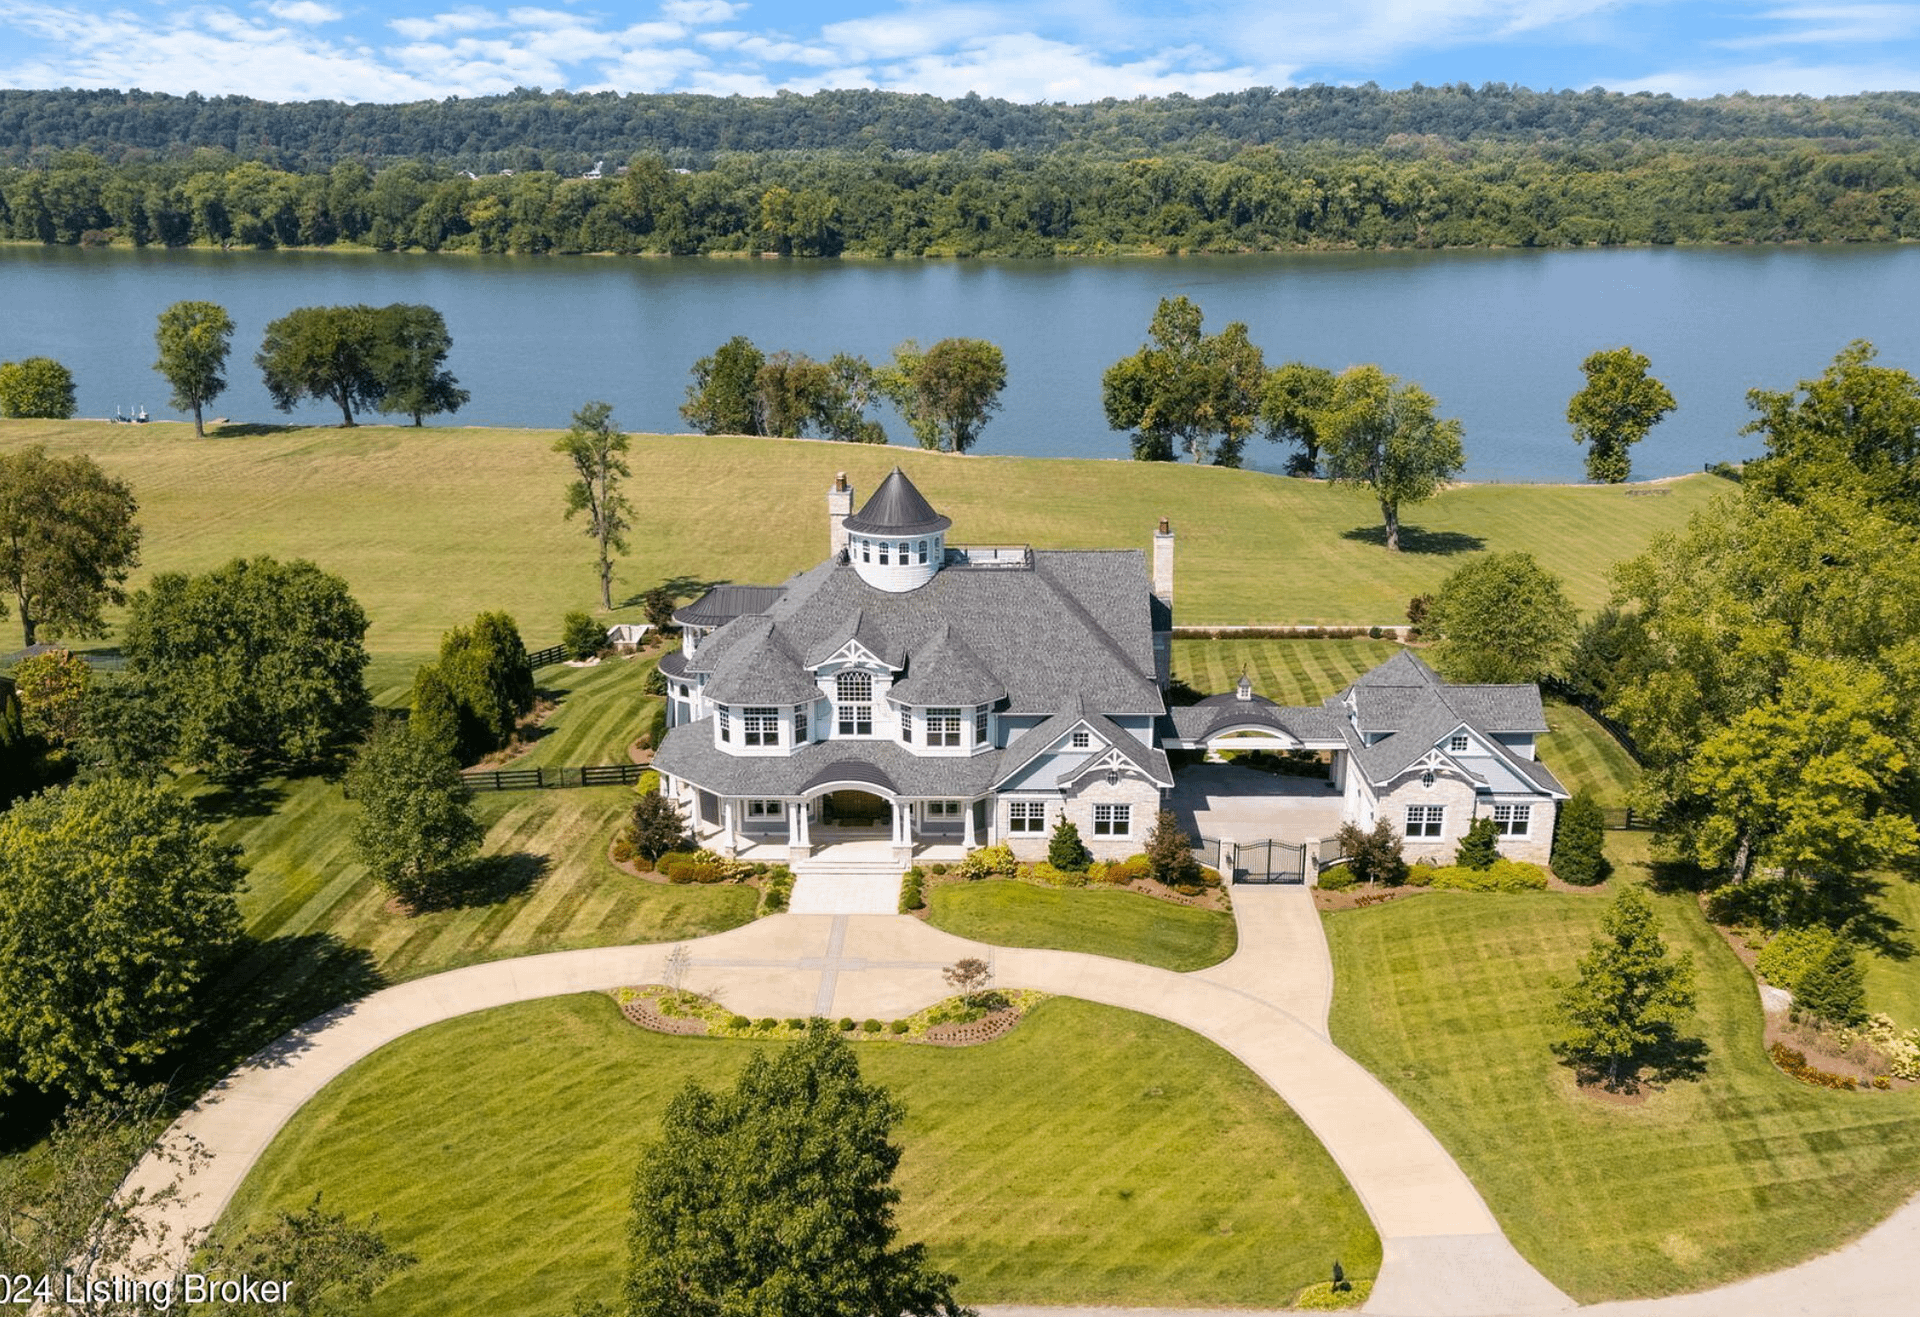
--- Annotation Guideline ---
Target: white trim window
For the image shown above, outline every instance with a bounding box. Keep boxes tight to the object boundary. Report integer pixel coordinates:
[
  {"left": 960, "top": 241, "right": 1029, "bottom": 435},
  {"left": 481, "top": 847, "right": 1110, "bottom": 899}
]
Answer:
[
  {"left": 1093, "top": 804, "right": 1131, "bottom": 837},
  {"left": 1405, "top": 804, "right": 1445, "bottom": 838},
  {"left": 1447, "top": 733, "right": 1470, "bottom": 752},
  {"left": 793, "top": 705, "right": 810, "bottom": 745},
  {"left": 1069, "top": 729, "right": 1091, "bottom": 750},
  {"left": 1493, "top": 804, "right": 1532, "bottom": 836},
  {"left": 975, "top": 707, "right": 989, "bottom": 745},
  {"left": 928, "top": 707, "right": 962, "bottom": 747},
  {"left": 1009, "top": 801, "right": 1046, "bottom": 833},
  {"left": 878, "top": 541, "right": 891, "bottom": 566},
  {"left": 927, "top": 800, "right": 962, "bottom": 817},
  {"left": 917, "top": 540, "right": 929, "bottom": 564},
  {"left": 835, "top": 671, "right": 873, "bottom": 736},
  {"left": 717, "top": 707, "right": 731, "bottom": 743},
  {"left": 743, "top": 707, "right": 779, "bottom": 747},
  {"left": 746, "top": 799, "right": 784, "bottom": 818},
  {"left": 861, "top": 539, "right": 872, "bottom": 563}
]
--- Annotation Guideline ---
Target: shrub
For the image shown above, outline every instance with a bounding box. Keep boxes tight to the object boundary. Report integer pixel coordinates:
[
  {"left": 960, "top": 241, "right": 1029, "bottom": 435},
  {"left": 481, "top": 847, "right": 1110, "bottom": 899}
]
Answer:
[
  {"left": 611, "top": 837, "right": 634, "bottom": 863},
  {"left": 727, "top": 1015, "right": 751, "bottom": 1030},
  {"left": 1317, "top": 864, "right": 1358, "bottom": 891},
  {"left": 889, "top": 1020, "right": 909, "bottom": 1035},
  {"left": 1423, "top": 859, "right": 1548, "bottom": 892},
  {"left": 928, "top": 862, "right": 949, "bottom": 875},
  {"left": 956, "top": 844, "right": 1018, "bottom": 881},
  {"left": 1837, "top": 1015, "right": 1920, "bottom": 1080},
  {"left": 1023, "top": 861, "right": 1088, "bottom": 888},
  {"left": 862, "top": 1019, "right": 882, "bottom": 1033},
  {"left": 1368, "top": 625, "right": 1384, "bottom": 639},
  {"left": 643, "top": 665, "right": 667, "bottom": 696},
  {"left": 561, "top": 610, "right": 606, "bottom": 660},
  {"left": 1404, "top": 860, "right": 1436, "bottom": 887},
  {"left": 756, "top": 1018, "right": 776, "bottom": 1031},
  {"left": 1048, "top": 817, "right": 1092, "bottom": 871},
  {"left": 1334, "top": 819, "right": 1407, "bottom": 887},
  {"left": 1551, "top": 790, "right": 1611, "bottom": 886},
  {"left": 1756, "top": 925, "right": 1842, "bottom": 993},
  {"left": 1099, "top": 855, "right": 1151, "bottom": 885},
  {"left": 1454, "top": 816, "right": 1500, "bottom": 870},
  {"left": 1770, "top": 1042, "right": 1857, "bottom": 1091},
  {"left": 898, "top": 869, "right": 925, "bottom": 913},
  {"left": 786, "top": 1018, "right": 805, "bottom": 1030},
  {"left": 838, "top": 1017, "right": 856, "bottom": 1031}
]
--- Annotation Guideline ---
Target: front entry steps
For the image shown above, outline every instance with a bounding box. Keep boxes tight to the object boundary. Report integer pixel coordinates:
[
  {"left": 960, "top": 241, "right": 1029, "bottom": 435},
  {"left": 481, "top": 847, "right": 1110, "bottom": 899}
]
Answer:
[{"left": 788, "top": 857, "right": 906, "bottom": 915}]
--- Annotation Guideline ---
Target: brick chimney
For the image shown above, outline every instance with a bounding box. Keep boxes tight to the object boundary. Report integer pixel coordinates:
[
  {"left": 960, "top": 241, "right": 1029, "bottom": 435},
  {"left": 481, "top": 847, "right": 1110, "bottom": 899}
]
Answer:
[
  {"left": 1152, "top": 517, "right": 1174, "bottom": 608},
  {"left": 828, "top": 472, "right": 853, "bottom": 559}
]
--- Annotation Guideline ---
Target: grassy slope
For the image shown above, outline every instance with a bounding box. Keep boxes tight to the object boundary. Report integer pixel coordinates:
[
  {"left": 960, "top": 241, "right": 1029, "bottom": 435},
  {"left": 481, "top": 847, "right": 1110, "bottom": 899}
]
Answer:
[
  {"left": 1536, "top": 702, "right": 1642, "bottom": 807},
  {"left": 926, "top": 881, "right": 1237, "bottom": 971},
  {"left": 1323, "top": 838, "right": 1920, "bottom": 1302},
  {"left": 1, "top": 420, "right": 1720, "bottom": 654},
  {"left": 224, "top": 995, "right": 1380, "bottom": 1315},
  {"left": 1864, "top": 878, "right": 1920, "bottom": 1028}
]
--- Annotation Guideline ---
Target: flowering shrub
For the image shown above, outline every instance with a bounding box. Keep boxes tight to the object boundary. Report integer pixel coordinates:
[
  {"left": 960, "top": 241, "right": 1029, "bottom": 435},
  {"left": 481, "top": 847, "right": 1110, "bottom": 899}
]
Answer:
[
  {"left": 1755, "top": 925, "right": 1842, "bottom": 992},
  {"left": 1832, "top": 1014, "right": 1920, "bottom": 1081},
  {"left": 1769, "top": 1042, "right": 1857, "bottom": 1090},
  {"left": 956, "top": 844, "right": 1019, "bottom": 881}
]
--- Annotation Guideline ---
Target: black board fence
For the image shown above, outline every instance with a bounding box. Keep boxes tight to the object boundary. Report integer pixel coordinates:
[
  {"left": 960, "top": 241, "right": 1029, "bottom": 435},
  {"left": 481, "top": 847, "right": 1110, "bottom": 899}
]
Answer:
[
  {"left": 461, "top": 763, "right": 648, "bottom": 792},
  {"left": 527, "top": 643, "right": 569, "bottom": 669}
]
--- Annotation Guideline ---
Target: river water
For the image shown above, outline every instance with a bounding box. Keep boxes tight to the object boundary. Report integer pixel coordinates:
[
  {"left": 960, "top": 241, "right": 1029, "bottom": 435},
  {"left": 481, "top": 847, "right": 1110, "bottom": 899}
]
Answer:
[{"left": 5, "top": 242, "right": 1918, "bottom": 481}]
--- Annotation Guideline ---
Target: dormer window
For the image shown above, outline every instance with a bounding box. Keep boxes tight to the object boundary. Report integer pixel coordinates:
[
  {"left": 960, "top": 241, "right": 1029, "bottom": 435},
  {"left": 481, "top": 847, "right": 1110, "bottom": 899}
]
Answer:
[
  {"left": 975, "top": 707, "right": 989, "bottom": 745},
  {"left": 743, "top": 708, "right": 779, "bottom": 747},
  {"left": 1447, "top": 733, "right": 1470, "bottom": 752},
  {"left": 928, "top": 708, "right": 961, "bottom": 747},
  {"left": 835, "top": 671, "right": 873, "bottom": 736},
  {"left": 1069, "top": 729, "right": 1091, "bottom": 750}
]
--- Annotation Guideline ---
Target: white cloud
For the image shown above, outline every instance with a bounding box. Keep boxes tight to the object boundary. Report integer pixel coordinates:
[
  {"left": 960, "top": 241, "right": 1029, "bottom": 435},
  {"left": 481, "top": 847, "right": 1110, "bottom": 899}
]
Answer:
[
  {"left": 1712, "top": 3, "right": 1920, "bottom": 50},
  {"left": 1603, "top": 57, "right": 1920, "bottom": 96},
  {"left": 388, "top": 8, "right": 506, "bottom": 42},
  {"left": 262, "top": 1, "right": 343, "bottom": 23},
  {"left": 660, "top": 0, "right": 745, "bottom": 22},
  {"left": 861, "top": 31, "right": 1280, "bottom": 101}
]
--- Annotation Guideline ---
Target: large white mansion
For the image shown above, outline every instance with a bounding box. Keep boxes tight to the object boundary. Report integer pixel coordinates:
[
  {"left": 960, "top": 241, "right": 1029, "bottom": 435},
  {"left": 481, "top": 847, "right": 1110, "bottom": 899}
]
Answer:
[{"left": 652, "top": 469, "right": 1566, "bottom": 871}]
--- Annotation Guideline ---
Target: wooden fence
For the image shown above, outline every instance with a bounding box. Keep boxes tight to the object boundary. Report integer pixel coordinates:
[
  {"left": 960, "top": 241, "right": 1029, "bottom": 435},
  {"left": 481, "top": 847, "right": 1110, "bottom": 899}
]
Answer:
[
  {"left": 460, "top": 763, "right": 648, "bottom": 792},
  {"left": 527, "top": 643, "right": 569, "bottom": 669}
]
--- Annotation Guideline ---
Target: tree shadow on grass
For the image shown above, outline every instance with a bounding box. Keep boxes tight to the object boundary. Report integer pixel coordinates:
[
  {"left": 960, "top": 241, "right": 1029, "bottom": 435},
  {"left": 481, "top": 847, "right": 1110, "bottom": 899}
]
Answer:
[
  {"left": 618, "top": 575, "right": 731, "bottom": 610},
  {"left": 409, "top": 851, "right": 550, "bottom": 913},
  {"left": 1702, "top": 870, "right": 1916, "bottom": 961},
  {"left": 182, "top": 933, "right": 388, "bottom": 1092},
  {"left": 1562, "top": 1028, "right": 1712, "bottom": 1095},
  {"left": 1340, "top": 524, "right": 1487, "bottom": 555},
  {"left": 189, "top": 776, "right": 294, "bottom": 822},
  {"left": 207, "top": 422, "right": 306, "bottom": 439}
]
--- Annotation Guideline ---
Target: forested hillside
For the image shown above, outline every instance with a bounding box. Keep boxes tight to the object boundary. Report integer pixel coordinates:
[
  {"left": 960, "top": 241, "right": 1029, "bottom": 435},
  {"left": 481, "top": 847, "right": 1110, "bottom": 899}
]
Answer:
[{"left": 6, "top": 84, "right": 1920, "bottom": 256}]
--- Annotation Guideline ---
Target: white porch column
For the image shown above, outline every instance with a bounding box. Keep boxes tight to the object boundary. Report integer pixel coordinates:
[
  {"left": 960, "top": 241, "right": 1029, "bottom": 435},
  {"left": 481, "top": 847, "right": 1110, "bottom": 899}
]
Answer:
[
  {"left": 720, "top": 799, "right": 738, "bottom": 858},
  {"left": 891, "top": 798, "right": 913, "bottom": 866},
  {"left": 787, "top": 800, "right": 808, "bottom": 865},
  {"left": 962, "top": 797, "right": 977, "bottom": 848}
]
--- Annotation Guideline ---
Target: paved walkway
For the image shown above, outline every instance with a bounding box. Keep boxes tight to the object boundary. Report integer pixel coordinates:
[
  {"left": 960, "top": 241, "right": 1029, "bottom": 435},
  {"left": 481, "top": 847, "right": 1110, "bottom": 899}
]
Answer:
[{"left": 120, "top": 888, "right": 1919, "bottom": 1316}]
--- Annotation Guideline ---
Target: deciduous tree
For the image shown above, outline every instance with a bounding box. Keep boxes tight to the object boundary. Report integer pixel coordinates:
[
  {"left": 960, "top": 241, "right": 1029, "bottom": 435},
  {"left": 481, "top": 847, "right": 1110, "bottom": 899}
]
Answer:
[
  {"left": 0, "top": 355, "right": 76, "bottom": 418},
  {"left": 1424, "top": 551, "right": 1578, "bottom": 684},
  {"left": 1567, "top": 346, "right": 1675, "bottom": 483},
  {"left": 1744, "top": 339, "right": 1920, "bottom": 517},
  {"left": 256, "top": 304, "right": 384, "bottom": 426},
  {"left": 0, "top": 778, "right": 244, "bottom": 1097},
  {"left": 1551, "top": 886, "right": 1700, "bottom": 1090},
  {"left": 628, "top": 789, "right": 688, "bottom": 862},
  {"left": 372, "top": 303, "right": 469, "bottom": 426},
  {"left": 563, "top": 609, "right": 606, "bottom": 660},
  {"left": 122, "top": 555, "right": 371, "bottom": 776},
  {"left": 1103, "top": 297, "right": 1264, "bottom": 466},
  {"left": 12, "top": 647, "right": 92, "bottom": 749},
  {"left": 556, "top": 401, "right": 633, "bottom": 610},
  {"left": 625, "top": 1025, "right": 970, "bottom": 1317},
  {"left": 1261, "top": 361, "right": 1337, "bottom": 475},
  {"left": 879, "top": 337, "right": 1007, "bottom": 454},
  {"left": 0, "top": 445, "right": 141, "bottom": 648},
  {"left": 199, "top": 1195, "right": 415, "bottom": 1317},
  {"left": 153, "top": 299, "right": 234, "bottom": 437},
  {"left": 681, "top": 336, "right": 766, "bottom": 435},
  {"left": 345, "top": 718, "right": 485, "bottom": 910},
  {"left": 1318, "top": 365, "right": 1465, "bottom": 551}
]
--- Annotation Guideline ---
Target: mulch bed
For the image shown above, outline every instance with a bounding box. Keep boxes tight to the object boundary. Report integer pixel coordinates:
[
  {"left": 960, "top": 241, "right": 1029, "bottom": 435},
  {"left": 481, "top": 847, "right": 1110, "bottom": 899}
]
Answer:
[
  {"left": 618, "top": 995, "right": 710, "bottom": 1036},
  {"left": 1314, "top": 886, "right": 1431, "bottom": 913},
  {"left": 614, "top": 987, "right": 1033, "bottom": 1048},
  {"left": 921, "top": 1007, "right": 1022, "bottom": 1047},
  {"left": 471, "top": 697, "right": 561, "bottom": 770}
]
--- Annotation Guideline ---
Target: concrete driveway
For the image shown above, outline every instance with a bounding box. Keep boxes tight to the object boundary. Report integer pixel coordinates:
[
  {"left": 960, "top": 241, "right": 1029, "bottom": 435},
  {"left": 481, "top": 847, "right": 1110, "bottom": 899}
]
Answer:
[{"left": 1168, "top": 762, "right": 1346, "bottom": 843}]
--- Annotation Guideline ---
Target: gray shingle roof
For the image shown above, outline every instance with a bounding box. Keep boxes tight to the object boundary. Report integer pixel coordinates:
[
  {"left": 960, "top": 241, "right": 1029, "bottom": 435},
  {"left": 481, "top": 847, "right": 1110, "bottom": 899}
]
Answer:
[
  {"left": 1332, "top": 649, "right": 1557, "bottom": 793},
  {"left": 658, "top": 650, "right": 688, "bottom": 680},
  {"left": 672, "top": 585, "right": 786, "bottom": 628},
  {"left": 841, "top": 467, "right": 952, "bottom": 536},
  {"left": 996, "top": 704, "right": 1173, "bottom": 788},
  {"left": 1169, "top": 703, "right": 1349, "bottom": 745},
  {"left": 655, "top": 721, "right": 1003, "bottom": 798},
  {"left": 699, "top": 618, "right": 821, "bottom": 706},
  {"left": 886, "top": 624, "right": 1008, "bottom": 707},
  {"left": 803, "top": 607, "right": 905, "bottom": 670}
]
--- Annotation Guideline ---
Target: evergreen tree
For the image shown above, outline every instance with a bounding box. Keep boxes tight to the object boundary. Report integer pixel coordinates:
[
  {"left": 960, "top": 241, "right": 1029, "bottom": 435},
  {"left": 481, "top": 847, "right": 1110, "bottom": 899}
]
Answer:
[
  {"left": 344, "top": 718, "right": 484, "bottom": 910},
  {"left": 407, "top": 663, "right": 464, "bottom": 761},
  {"left": 1551, "top": 886, "right": 1699, "bottom": 1089},
  {"left": 1455, "top": 816, "right": 1500, "bottom": 869},
  {"left": 625, "top": 1025, "right": 970, "bottom": 1317},
  {"left": 1793, "top": 941, "right": 1867, "bottom": 1028},
  {"left": 1144, "top": 809, "right": 1202, "bottom": 887},
  {"left": 628, "top": 790, "right": 688, "bottom": 862},
  {"left": 1048, "top": 817, "right": 1092, "bottom": 872},
  {"left": 1550, "top": 791, "right": 1611, "bottom": 887}
]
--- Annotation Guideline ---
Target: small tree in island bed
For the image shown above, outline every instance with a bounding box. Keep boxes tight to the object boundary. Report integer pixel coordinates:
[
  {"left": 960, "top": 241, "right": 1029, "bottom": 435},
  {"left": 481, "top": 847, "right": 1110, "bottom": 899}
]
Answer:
[
  {"left": 625, "top": 1025, "right": 971, "bottom": 1317},
  {"left": 1048, "top": 817, "right": 1092, "bottom": 871},
  {"left": 1334, "top": 819, "right": 1407, "bottom": 887},
  {"left": 942, "top": 957, "right": 993, "bottom": 1009},
  {"left": 1567, "top": 346, "right": 1677, "bottom": 484},
  {"left": 1550, "top": 791, "right": 1612, "bottom": 887},
  {"left": 1318, "top": 364, "right": 1465, "bottom": 552},
  {"left": 562, "top": 609, "right": 607, "bottom": 660},
  {"left": 1551, "top": 886, "right": 1704, "bottom": 1092},
  {"left": 1455, "top": 816, "right": 1500, "bottom": 870},
  {"left": 345, "top": 718, "right": 484, "bottom": 910},
  {"left": 0, "top": 445, "right": 141, "bottom": 649},
  {"left": 628, "top": 790, "right": 689, "bottom": 863},
  {"left": 1792, "top": 941, "right": 1867, "bottom": 1029},
  {"left": 153, "top": 300, "right": 235, "bottom": 437},
  {"left": 555, "top": 401, "right": 633, "bottom": 610}
]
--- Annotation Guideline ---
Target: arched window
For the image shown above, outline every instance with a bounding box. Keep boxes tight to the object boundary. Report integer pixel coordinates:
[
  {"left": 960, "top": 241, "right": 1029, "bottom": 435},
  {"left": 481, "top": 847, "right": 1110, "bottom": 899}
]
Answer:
[
  {"left": 861, "top": 539, "right": 872, "bottom": 563},
  {"left": 917, "top": 540, "right": 929, "bottom": 564},
  {"left": 835, "top": 671, "right": 873, "bottom": 736}
]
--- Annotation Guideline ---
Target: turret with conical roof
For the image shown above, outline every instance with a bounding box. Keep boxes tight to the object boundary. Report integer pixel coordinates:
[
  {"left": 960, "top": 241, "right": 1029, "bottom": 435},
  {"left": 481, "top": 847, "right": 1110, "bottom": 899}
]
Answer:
[{"left": 843, "top": 467, "right": 949, "bottom": 592}]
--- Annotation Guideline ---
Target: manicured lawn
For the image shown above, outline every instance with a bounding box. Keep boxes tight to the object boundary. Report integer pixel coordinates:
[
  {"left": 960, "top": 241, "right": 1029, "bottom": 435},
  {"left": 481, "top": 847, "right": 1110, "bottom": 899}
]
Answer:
[
  {"left": 925, "top": 881, "right": 1237, "bottom": 971},
  {"left": 2, "top": 421, "right": 1718, "bottom": 648},
  {"left": 1171, "top": 637, "right": 1402, "bottom": 704},
  {"left": 223, "top": 995, "right": 1379, "bottom": 1314},
  {"left": 1536, "top": 701, "right": 1641, "bottom": 807},
  {"left": 1323, "top": 852, "right": 1920, "bottom": 1302},
  {"left": 1862, "top": 876, "right": 1920, "bottom": 1028}
]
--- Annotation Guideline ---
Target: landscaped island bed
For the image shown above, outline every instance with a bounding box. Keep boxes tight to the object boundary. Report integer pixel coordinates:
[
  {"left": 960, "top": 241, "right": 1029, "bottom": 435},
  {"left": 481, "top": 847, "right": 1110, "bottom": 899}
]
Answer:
[
  {"left": 1322, "top": 847, "right": 1920, "bottom": 1302},
  {"left": 926, "top": 879, "right": 1238, "bottom": 971},
  {"left": 0, "top": 420, "right": 1720, "bottom": 654},
  {"left": 223, "top": 994, "right": 1380, "bottom": 1315}
]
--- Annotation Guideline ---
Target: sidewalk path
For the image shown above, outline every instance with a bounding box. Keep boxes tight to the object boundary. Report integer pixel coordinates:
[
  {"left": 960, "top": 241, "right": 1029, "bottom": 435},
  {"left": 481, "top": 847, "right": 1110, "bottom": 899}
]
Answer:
[{"left": 121, "top": 887, "right": 1914, "bottom": 1316}]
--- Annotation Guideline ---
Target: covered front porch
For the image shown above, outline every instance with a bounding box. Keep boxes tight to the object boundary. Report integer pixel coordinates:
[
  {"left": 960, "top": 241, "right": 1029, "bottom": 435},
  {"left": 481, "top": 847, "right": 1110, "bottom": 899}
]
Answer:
[{"left": 683, "top": 781, "right": 987, "bottom": 866}]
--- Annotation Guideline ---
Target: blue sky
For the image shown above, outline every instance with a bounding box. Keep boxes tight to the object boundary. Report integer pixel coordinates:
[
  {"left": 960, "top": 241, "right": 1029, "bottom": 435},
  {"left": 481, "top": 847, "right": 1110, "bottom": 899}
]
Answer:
[{"left": 1, "top": 1, "right": 1917, "bottom": 103}]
